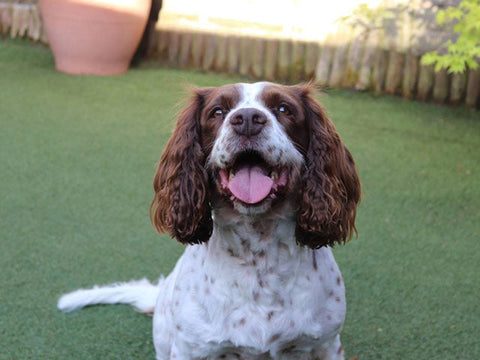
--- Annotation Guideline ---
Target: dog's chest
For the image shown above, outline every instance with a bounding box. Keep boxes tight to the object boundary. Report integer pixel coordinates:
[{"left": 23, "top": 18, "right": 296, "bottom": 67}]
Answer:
[{"left": 167, "top": 220, "right": 346, "bottom": 358}]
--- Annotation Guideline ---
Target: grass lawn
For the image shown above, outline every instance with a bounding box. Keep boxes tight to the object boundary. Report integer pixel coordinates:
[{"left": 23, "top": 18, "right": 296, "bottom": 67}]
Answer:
[{"left": 1, "top": 39, "right": 479, "bottom": 360}]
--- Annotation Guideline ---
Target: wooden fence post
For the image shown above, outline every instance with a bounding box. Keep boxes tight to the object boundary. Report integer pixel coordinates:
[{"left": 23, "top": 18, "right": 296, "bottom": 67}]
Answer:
[
  {"left": 373, "top": 49, "right": 389, "bottom": 93},
  {"left": 191, "top": 32, "right": 205, "bottom": 69},
  {"left": 213, "top": 34, "right": 227, "bottom": 72},
  {"left": 465, "top": 69, "right": 480, "bottom": 109},
  {"left": 402, "top": 53, "right": 419, "bottom": 98},
  {"left": 227, "top": 36, "right": 240, "bottom": 74},
  {"left": 290, "top": 40, "right": 305, "bottom": 83},
  {"left": 277, "top": 39, "right": 292, "bottom": 82},
  {"left": 178, "top": 31, "right": 192, "bottom": 68},
  {"left": 250, "top": 37, "right": 265, "bottom": 79},
  {"left": 264, "top": 38, "right": 279, "bottom": 81},
  {"left": 450, "top": 72, "right": 467, "bottom": 105},
  {"left": 304, "top": 41, "right": 320, "bottom": 81},
  {"left": 343, "top": 28, "right": 366, "bottom": 88},
  {"left": 385, "top": 51, "right": 405, "bottom": 95},
  {"left": 315, "top": 34, "right": 335, "bottom": 86},
  {"left": 239, "top": 36, "right": 251, "bottom": 77},
  {"left": 329, "top": 25, "right": 352, "bottom": 87},
  {"left": 357, "top": 30, "right": 379, "bottom": 91},
  {"left": 167, "top": 30, "right": 181, "bottom": 66},
  {"left": 202, "top": 33, "right": 217, "bottom": 72},
  {"left": 156, "top": 29, "right": 170, "bottom": 60},
  {"left": 385, "top": 5, "right": 407, "bottom": 97},
  {"left": 432, "top": 69, "right": 449, "bottom": 104},
  {"left": 416, "top": 64, "right": 434, "bottom": 101}
]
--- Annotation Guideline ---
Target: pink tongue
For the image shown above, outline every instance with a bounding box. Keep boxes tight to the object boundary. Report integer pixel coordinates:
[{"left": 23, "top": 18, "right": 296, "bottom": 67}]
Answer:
[{"left": 228, "top": 165, "right": 273, "bottom": 204}]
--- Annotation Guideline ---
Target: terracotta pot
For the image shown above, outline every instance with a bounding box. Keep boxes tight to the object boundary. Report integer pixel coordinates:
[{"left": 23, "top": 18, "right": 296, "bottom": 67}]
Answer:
[{"left": 39, "top": 0, "right": 150, "bottom": 75}]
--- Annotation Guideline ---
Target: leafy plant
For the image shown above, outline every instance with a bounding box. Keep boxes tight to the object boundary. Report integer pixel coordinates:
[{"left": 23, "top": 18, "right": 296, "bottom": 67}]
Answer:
[
  {"left": 338, "top": 1, "right": 397, "bottom": 32},
  {"left": 422, "top": 0, "right": 480, "bottom": 73}
]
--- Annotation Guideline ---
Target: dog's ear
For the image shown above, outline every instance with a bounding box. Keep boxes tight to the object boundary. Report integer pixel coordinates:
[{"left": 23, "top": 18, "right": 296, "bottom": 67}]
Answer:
[
  {"left": 294, "top": 85, "right": 361, "bottom": 248},
  {"left": 150, "top": 88, "right": 213, "bottom": 244}
]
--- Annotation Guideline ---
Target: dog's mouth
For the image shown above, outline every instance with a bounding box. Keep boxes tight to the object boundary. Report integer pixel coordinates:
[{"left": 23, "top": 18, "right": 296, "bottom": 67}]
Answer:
[{"left": 218, "top": 150, "right": 289, "bottom": 205}]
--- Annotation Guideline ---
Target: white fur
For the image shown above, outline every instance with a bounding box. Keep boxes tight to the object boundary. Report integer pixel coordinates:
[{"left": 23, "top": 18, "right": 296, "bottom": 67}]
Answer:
[
  {"left": 58, "top": 278, "right": 159, "bottom": 313},
  {"left": 152, "top": 211, "right": 346, "bottom": 359}
]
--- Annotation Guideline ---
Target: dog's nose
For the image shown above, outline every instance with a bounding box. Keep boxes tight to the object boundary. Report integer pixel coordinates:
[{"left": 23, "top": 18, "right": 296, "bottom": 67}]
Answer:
[{"left": 230, "top": 108, "right": 267, "bottom": 137}]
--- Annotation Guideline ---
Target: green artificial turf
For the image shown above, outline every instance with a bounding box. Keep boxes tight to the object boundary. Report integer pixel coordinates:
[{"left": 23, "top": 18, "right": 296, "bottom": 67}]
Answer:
[{"left": 1, "top": 39, "right": 479, "bottom": 360}]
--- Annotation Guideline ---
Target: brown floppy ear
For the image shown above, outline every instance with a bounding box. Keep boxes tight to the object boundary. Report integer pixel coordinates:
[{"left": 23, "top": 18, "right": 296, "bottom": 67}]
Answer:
[
  {"left": 294, "top": 86, "right": 361, "bottom": 248},
  {"left": 150, "top": 89, "right": 213, "bottom": 245}
]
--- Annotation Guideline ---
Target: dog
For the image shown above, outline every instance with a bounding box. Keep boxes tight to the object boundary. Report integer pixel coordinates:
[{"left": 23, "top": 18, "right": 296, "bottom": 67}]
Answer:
[{"left": 58, "top": 82, "right": 361, "bottom": 360}]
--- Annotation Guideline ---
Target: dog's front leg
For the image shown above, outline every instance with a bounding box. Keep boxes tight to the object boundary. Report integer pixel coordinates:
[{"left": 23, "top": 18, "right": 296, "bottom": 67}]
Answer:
[{"left": 311, "top": 335, "right": 345, "bottom": 360}]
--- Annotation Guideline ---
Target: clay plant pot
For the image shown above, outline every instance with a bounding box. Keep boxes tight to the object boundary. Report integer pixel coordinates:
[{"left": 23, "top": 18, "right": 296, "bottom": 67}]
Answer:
[{"left": 39, "top": 0, "right": 150, "bottom": 75}]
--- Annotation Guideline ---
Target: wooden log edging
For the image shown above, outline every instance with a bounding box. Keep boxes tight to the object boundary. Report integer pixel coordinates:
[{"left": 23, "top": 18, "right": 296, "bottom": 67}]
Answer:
[
  {"left": 149, "top": 27, "right": 479, "bottom": 109},
  {"left": 0, "top": 0, "right": 478, "bottom": 110},
  {"left": 0, "top": 2, "right": 47, "bottom": 42}
]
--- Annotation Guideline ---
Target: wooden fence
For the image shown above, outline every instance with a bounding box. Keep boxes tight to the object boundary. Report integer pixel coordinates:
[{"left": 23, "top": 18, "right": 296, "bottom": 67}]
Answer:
[
  {"left": 0, "top": 2, "right": 46, "bottom": 42},
  {"left": 1, "top": 1, "right": 479, "bottom": 109},
  {"left": 148, "top": 26, "right": 480, "bottom": 109}
]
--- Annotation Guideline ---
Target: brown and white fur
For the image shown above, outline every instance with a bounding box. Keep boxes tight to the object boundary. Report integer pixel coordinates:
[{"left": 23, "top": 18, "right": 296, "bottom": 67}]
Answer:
[{"left": 58, "top": 82, "right": 361, "bottom": 360}]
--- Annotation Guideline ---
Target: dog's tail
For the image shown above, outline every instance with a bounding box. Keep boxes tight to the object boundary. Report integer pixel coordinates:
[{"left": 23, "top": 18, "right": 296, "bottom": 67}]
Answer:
[{"left": 57, "top": 278, "right": 160, "bottom": 314}]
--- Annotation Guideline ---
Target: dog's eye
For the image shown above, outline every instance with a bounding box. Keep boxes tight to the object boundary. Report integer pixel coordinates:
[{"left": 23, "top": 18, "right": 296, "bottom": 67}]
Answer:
[
  {"left": 211, "top": 108, "right": 225, "bottom": 120},
  {"left": 278, "top": 104, "right": 291, "bottom": 116}
]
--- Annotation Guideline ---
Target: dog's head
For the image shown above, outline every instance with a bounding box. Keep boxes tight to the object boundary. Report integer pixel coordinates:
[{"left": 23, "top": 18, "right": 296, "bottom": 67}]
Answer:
[{"left": 150, "top": 82, "right": 360, "bottom": 248}]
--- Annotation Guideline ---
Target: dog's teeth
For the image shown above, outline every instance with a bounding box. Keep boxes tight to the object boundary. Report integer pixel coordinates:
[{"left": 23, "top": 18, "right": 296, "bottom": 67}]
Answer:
[
  {"left": 270, "top": 193, "right": 277, "bottom": 199},
  {"left": 230, "top": 195, "right": 236, "bottom": 201},
  {"left": 271, "top": 171, "right": 278, "bottom": 181}
]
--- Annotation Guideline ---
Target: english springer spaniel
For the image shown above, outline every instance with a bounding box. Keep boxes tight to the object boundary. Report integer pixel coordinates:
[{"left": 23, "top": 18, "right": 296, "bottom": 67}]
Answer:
[{"left": 58, "top": 82, "right": 361, "bottom": 360}]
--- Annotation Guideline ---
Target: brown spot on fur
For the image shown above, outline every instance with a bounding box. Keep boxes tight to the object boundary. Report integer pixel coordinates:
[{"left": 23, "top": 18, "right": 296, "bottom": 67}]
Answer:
[
  {"left": 267, "top": 311, "right": 275, "bottom": 321},
  {"left": 282, "top": 345, "right": 296, "bottom": 353},
  {"left": 269, "top": 333, "right": 281, "bottom": 344}
]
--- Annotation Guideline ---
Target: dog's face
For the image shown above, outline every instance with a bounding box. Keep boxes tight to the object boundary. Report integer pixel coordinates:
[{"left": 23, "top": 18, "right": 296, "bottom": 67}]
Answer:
[
  {"left": 151, "top": 82, "right": 360, "bottom": 248},
  {"left": 203, "top": 83, "right": 306, "bottom": 215}
]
